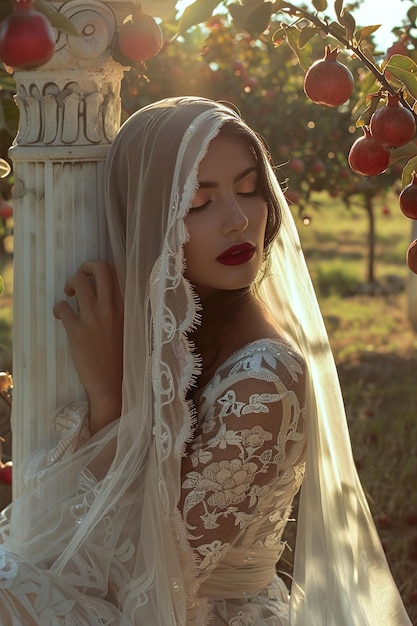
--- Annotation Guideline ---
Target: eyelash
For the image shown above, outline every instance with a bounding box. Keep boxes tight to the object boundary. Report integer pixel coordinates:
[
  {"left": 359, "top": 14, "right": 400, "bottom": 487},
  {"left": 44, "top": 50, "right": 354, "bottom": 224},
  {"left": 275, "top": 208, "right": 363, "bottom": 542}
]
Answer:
[{"left": 190, "top": 188, "right": 261, "bottom": 212}]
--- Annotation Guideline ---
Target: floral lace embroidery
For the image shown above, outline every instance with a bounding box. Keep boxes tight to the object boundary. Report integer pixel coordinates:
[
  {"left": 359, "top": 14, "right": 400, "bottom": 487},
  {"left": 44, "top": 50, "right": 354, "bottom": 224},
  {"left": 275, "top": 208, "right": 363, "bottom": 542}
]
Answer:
[
  {"left": 180, "top": 340, "right": 307, "bottom": 580},
  {"left": 230, "top": 611, "right": 257, "bottom": 625}
]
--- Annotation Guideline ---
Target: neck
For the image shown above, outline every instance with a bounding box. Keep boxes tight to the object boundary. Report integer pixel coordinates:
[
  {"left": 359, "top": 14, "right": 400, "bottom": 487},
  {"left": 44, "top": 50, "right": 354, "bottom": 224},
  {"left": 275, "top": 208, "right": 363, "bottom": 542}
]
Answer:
[{"left": 189, "top": 288, "right": 256, "bottom": 387}]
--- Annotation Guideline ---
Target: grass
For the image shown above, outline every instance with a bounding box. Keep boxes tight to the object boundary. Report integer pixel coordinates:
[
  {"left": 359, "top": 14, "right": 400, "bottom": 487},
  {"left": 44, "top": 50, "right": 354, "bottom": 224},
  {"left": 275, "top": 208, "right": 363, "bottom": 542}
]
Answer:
[
  {"left": 294, "top": 191, "right": 417, "bottom": 621},
  {"left": 296, "top": 191, "right": 417, "bottom": 361}
]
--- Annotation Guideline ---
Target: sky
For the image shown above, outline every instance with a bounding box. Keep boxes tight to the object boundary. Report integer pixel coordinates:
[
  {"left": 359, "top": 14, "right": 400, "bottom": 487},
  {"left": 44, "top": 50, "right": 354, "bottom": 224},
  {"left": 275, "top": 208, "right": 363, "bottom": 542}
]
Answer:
[
  {"left": 175, "top": 0, "right": 413, "bottom": 49},
  {"left": 353, "top": 0, "right": 413, "bottom": 48}
]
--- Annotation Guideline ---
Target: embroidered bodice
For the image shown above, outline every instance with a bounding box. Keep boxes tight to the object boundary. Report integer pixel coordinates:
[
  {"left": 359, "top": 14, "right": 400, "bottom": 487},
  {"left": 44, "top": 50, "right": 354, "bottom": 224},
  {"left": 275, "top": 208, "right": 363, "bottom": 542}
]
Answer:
[{"left": 180, "top": 339, "right": 307, "bottom": 601}]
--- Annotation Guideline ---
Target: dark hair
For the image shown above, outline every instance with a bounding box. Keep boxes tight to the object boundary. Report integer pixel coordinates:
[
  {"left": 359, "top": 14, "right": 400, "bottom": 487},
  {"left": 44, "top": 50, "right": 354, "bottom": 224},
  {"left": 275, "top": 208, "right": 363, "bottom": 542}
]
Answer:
[{"left": 188, "top": 119, "right": 283, "bottom": 387}]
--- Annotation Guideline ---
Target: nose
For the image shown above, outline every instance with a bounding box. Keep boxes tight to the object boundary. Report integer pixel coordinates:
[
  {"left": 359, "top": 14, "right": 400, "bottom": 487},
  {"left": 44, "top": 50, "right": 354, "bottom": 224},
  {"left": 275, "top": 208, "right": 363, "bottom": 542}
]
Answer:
[{"left": 221, "top": 194, "right": 249, "bottom": 234}]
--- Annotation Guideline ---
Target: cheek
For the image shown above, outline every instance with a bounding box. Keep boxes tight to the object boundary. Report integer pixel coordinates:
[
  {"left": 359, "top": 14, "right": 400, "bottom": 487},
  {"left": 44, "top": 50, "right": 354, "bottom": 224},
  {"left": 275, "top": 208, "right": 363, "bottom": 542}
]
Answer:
[{"left": 184, "top": 216, "right": 210, "bottom": 252}]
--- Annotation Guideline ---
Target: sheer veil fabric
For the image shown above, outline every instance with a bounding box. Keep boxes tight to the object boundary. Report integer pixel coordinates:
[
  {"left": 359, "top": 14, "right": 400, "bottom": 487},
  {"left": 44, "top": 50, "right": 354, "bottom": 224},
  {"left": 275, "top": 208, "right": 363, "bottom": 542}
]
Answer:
[{"left": 0, "top": 97, "right": 411, "bottom": 625}]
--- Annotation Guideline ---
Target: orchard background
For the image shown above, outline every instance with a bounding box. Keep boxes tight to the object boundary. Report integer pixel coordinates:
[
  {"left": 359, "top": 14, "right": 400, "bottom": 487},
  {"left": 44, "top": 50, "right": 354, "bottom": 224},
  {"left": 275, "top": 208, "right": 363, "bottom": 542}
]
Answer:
[{"left": 0, "top": 0, "right": 417, "bottom": 621}]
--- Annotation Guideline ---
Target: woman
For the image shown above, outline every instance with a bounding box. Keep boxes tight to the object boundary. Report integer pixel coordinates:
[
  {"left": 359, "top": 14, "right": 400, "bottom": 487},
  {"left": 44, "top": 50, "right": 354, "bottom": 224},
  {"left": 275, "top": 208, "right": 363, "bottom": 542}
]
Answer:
[{"left": 0, "top": 97, "right": 411, "bottom": 625}]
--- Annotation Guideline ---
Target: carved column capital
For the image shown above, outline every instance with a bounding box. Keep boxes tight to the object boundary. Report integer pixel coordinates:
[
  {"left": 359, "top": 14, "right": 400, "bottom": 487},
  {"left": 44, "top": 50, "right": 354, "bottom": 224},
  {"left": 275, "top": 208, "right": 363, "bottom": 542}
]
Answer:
[{"left": 11, "top": 0, "right": 133, "bottom": 151}]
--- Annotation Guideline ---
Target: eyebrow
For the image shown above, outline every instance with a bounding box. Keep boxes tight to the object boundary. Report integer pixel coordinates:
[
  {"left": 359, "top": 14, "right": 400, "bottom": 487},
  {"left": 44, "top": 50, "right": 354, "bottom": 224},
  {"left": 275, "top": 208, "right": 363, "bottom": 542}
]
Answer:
[{"left": 197, "top": 166, "right": 258, "bottom": 189}]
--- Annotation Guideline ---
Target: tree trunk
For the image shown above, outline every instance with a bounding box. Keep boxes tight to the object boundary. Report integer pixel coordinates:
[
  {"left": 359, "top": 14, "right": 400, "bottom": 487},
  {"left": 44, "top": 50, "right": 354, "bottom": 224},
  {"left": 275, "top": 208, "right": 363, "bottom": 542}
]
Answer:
[{"left": 365, "top": 193, "right": 376, "bottom": 284}]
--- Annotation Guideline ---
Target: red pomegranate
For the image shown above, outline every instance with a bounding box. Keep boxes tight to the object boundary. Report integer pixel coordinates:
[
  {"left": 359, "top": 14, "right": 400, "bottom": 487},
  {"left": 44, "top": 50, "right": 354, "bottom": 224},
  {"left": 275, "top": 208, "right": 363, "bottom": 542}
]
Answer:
[
  {"left": 406, "top": 239, "right": 417, "bottom": 273},
  {"left": 304, "top": 46, "right": 354, "bottom": 107},
  {"left": 348, "top": 127, "right": 390, "bottom": 176},
  {"left": 0, "top": 0, "right": 55, "bottom": 70},
  {"left": 399, "top": 171, "right": 417, "bottom": 219},
  {"left": 0, "top": 197, "right": 13, "bottom": 220},
  {"left": 0, "top": 461, "right": 12, "bottom": 484},
  {"left": 118, "top": 6, "right": 162, "bottom": 63},
  {"left": 370, "top": 93, "right": 416, "bottom": 148}
]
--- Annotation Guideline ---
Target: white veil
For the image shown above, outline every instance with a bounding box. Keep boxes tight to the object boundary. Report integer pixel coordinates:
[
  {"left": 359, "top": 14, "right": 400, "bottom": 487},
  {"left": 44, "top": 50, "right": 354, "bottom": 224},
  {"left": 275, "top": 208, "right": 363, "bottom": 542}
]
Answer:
[{"left": 0, "top": 97, "right": 411, "bottom": 625}]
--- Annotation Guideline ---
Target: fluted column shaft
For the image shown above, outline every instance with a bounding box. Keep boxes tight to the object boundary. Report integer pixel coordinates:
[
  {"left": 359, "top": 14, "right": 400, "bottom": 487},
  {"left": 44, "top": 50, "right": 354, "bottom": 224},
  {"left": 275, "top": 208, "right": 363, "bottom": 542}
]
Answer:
[{"left": 10, "top": 0, "right": 130, "bottom": 492}]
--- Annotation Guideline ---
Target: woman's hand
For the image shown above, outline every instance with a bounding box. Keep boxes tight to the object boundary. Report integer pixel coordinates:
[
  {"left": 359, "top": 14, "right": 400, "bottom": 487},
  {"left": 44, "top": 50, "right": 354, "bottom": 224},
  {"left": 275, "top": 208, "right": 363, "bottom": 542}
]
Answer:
[{"left": 53, "top": 261, "right": 124, "bottom": 435}]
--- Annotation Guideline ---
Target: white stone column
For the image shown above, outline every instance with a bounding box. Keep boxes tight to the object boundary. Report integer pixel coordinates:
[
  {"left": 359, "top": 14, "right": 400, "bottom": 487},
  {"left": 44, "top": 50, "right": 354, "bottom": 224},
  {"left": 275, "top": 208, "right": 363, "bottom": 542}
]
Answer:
[{"left": 10, "top": 0, "right": 131, "bottom": 493}]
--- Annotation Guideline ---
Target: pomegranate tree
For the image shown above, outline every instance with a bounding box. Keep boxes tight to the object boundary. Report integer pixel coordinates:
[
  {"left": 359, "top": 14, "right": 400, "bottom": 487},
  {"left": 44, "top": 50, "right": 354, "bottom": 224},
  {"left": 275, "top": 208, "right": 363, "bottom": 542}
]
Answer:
[
  {"left": 0, "top": 0, "right": 55, "bottom": 70},
  {"left": 370, "top": 93, "right": 416, "bottom": 149},
  {"left": 117, "top": 5, "right": 163, "bottom": 64},
  {"left": 303, "top": 46, "right": 354, "bottom": 107},
  {"left": 348, "top": 127, "right": 390, "bottom": 177}
]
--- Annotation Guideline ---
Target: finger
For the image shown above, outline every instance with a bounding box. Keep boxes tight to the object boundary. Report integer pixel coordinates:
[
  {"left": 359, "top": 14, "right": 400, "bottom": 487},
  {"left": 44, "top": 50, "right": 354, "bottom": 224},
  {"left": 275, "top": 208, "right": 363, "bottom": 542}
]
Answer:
[
  {"left": 63, "top": 281, "right": 76, "bottom": 297},
  {"left": 63, "top": 261, "right": 104, "bottom": 297},
  {"left": 78, "top": 261, "right": 118, "bottom": 309},
  {"left": 64, "top": 269, "right": 96, "bottom": 298},
  {"left": 68, "top": 272, "right": 98, "bottom": 314},
  {"left": 53, "top": 300, "right": 78, "bottom": 331}
]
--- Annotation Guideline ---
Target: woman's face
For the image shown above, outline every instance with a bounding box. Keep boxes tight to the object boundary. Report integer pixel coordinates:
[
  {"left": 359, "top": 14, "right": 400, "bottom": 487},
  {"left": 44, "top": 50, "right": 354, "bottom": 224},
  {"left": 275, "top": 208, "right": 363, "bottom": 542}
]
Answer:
[{"left": 183, "top": 133, "right": 268, "bottom": 300}]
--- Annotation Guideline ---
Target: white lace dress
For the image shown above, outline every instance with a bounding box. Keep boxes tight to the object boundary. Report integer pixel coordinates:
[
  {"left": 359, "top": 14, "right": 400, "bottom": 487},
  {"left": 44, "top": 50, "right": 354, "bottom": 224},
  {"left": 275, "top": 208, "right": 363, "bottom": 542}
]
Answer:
[
  {"left": 0, "top": 338, "right": 307, "bottom": 625},
  {"left": 183, "top": 339, "right": 307, "bottom": 625}
]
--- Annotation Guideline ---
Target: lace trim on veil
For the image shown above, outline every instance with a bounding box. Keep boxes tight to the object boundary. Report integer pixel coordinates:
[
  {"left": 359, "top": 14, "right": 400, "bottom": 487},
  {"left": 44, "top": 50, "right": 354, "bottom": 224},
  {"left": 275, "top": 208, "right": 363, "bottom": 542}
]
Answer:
[{"left": 150, "top": 115, "right": 225, "bottom": 623}]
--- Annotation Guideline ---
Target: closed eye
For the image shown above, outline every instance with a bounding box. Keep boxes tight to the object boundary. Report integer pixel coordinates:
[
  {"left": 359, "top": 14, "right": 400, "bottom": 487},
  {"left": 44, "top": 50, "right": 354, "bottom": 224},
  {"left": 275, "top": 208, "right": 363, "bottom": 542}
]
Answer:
[
  {"left": 238, "top": 188, "right": 261, "bottom": 197},
  {"left": 189, "top": 200, "right": 211, "bottom": 212}
]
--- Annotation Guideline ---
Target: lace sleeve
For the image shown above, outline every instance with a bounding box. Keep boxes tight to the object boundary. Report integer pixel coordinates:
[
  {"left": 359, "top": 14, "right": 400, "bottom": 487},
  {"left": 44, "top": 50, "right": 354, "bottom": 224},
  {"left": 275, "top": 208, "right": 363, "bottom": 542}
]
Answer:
[
  {"left": 46, "top": 400, "right": 90, "bottom": 465},
  {"left": 179, "top": 342, "right": 307, "bottom": 579}
]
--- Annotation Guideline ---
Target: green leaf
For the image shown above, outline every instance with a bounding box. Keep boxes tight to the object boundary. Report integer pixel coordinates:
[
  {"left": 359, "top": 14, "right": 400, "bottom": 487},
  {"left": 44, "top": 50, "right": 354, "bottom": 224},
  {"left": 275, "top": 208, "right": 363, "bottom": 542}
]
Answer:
[
  {"left": 390, "top": 142, "right": 417, "bottom": 164},
  {"left": 272, "top": 27, "right": 285, "bottom": 47},
  {"left": 337, "top": 9, "right": 355, "bottom": 41},
  {"left": 334, "top": 0, "right": 343, "bottom": 19},
  {"left": 328, "top": 21, "right": 347, "bottom": 41},
  {"left": 360, "top": 44, "right": 377, "bottom": 66},
  {"left": 385, "top": 55, "right": 417, "bottom": 99},
  {"left": 312, "top": 0, "right": 327, "bottom": 11},
  {"left": 285, "top": 26, "right": 312, "bottom": 72},
  {"left": 298, "top": 26, "right": 320, "bottom": 48},
  {"left": 34, "top": 0, "right": 80, "bottom": 36},
  {"left": 229, "top": 1, "right": 273, "bottom": 36},
  {"left": 273, "top": 0, "right": 288, "bottom": 9},
  {"left": 386, "top": 54, "right": 417, "bottom": 73},
  {"left": 402, "top": 156, "right": 417, "bottom": 188},
  {"left": 407, "top": 6, "right": 417, "bottom": 26},
  {"left": 0, "top": 276, "right": 4, "bottom": 296},
  {"left": 356, "top": 94, "right": 381, "bottom": 127},
  {"left": 177, "top": 0, "right": 222, "bottom": 35},
  {"left": 355, "top": 24, "right": 381, "bottom": 42}
]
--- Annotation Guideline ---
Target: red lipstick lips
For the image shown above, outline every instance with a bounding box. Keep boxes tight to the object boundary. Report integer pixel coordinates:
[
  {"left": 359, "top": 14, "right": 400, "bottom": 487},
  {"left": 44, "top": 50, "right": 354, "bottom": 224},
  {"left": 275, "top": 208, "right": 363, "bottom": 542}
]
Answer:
[{"left": 217, "top": 243, "right": 256, "bottom": 266}]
